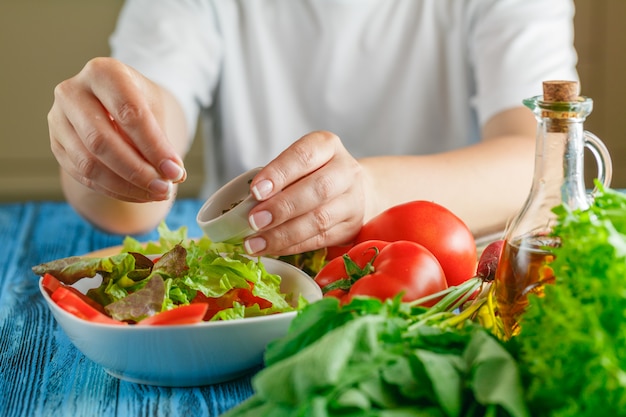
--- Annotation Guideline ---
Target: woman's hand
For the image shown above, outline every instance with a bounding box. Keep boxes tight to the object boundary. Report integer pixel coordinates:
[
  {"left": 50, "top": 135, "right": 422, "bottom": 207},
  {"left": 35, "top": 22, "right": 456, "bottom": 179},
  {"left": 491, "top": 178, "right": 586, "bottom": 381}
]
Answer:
[
  {"left": 244, "top": 131, "right": 375, "bottom": 256},
  {"left": 47, "top": 57, "right": 187, "bottom": 203}
]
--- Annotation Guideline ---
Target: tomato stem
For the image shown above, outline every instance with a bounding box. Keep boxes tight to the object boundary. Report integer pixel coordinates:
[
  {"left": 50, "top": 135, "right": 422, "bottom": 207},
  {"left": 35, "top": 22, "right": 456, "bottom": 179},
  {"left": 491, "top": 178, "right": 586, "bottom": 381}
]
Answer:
[
  {"left": 321, "top": 278, "right": 352, "bottom": 294},
  {"left": 320, "top": 248, "right": 380, "bottom": 294}
]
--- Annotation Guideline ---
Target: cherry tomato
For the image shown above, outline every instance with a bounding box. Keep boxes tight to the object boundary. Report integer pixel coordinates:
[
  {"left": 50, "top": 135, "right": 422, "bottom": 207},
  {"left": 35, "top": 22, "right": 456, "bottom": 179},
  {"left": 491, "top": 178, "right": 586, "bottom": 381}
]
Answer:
[
  {"left": 354, "top": 200, "right": 477, "bottom": 287},
  {"left": 315, "top": 240, "right": 447, "bottom": 306}
]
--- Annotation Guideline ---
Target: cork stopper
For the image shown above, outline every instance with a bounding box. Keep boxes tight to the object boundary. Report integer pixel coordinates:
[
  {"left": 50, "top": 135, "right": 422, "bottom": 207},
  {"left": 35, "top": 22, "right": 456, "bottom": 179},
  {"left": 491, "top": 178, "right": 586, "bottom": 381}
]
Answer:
[
  {"left": 541, "top": 81, "right": 583, "bottom": 132},
  {"left": 542, "top": 80, "right": 580, "bottom": 102}
]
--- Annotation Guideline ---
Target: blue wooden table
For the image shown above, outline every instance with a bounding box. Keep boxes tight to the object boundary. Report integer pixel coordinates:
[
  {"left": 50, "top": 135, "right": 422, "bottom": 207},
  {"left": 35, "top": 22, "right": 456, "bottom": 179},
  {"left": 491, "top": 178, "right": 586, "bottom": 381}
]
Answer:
[{"left": 0, "top": 200, "right": 255, "bottom": 417}]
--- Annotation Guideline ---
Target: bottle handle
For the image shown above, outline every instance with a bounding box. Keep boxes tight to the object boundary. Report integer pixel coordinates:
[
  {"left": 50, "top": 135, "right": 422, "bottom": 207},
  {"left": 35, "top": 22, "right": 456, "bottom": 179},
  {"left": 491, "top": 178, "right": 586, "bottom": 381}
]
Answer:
[{"left": 584, "top": 131, "right": 613, "bottom": 195}]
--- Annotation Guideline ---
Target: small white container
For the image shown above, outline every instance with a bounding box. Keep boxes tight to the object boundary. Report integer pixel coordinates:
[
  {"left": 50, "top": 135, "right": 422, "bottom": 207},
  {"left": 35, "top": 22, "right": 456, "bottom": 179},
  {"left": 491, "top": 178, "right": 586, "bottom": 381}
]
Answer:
[{"left": 196, "top": 167, "right": 262, "bottom": 244}]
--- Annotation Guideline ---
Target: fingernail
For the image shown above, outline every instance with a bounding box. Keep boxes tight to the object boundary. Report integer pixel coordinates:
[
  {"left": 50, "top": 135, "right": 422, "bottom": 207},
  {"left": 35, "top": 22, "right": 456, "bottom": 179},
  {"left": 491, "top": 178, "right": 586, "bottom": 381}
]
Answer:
[
  {"left": 249, "top": 210, "right": 272, "bottom": 231},
  {"left": 149, "top": 179, "right": 172, "bottom": 197},
  {"left": 251, "top": 179, "right": 273, "bottom": 200},
  {"left": 160, "top": 159, "right": 186, "bottom": 182},
  {"left": 244, "top": 237, "right": 267, "bottom": 255}
]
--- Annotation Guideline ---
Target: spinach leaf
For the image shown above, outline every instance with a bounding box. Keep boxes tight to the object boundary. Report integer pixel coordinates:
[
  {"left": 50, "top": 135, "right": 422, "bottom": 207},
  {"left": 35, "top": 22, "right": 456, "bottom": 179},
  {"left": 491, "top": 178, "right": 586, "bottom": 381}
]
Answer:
[{"left": 223, "top": 297, "right": 528, "bottom": 417}]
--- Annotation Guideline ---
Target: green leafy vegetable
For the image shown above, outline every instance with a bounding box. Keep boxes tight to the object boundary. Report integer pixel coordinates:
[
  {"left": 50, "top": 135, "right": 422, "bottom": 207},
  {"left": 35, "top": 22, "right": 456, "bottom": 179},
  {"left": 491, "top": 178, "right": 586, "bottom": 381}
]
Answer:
[
  {"left": 121, "top": 221, "right": 240, "bottom": 256},
  {"left": 33, "top": 223, "right": 297, "bottom": 323},
  {"left": 105, "top": 274, "right": 166, "bottom": 321},
  {"left": 223, "top": 296, "right": 529, "bottom": 417},
  {"left": 31, "top": 253, "right": 137, "bottom": 285},
  {"left": 514, "top": 184, "right": 626, "bottom": 416}
]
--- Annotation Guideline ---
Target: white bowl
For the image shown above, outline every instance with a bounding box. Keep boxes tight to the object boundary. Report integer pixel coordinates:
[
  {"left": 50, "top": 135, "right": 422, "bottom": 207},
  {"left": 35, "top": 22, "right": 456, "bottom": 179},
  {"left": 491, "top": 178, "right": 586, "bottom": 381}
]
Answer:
[
  {"left": 196, "top": 167, "right": 262, "bottom": 244},
  {"left": 39, "top": 256, "right": 322, "bottom": 387}
]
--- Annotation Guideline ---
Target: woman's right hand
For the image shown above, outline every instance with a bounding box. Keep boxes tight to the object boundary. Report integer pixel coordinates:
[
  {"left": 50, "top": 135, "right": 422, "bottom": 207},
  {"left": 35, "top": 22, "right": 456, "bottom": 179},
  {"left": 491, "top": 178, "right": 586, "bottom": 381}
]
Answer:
[{"left": 47, "top": 57, "right": 187, "bottom": 203}]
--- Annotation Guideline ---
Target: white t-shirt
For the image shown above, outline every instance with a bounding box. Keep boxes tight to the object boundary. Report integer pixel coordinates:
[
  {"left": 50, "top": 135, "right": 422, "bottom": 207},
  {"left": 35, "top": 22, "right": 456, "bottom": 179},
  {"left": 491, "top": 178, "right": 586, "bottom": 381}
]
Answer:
[{"left": 110, "top": 0, "right": 579, "bottom": 197}]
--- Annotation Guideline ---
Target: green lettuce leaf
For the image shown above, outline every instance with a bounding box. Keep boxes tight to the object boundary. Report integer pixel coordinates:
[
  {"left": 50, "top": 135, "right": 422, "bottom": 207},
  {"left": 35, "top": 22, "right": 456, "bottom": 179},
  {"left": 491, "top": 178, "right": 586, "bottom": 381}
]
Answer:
[
  {"left": 32, "top": 253, "right": 136, "bottom": 286},
  {"left": 105, "top": 274, "right": 166, "bottom": 321},
  {"left": 36, "top": 222, "right": 297, "bottom": 322}
]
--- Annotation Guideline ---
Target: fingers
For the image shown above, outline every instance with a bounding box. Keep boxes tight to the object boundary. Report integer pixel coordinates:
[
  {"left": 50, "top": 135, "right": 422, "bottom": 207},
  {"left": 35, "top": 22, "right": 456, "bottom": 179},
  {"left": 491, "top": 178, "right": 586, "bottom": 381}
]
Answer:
[
  {"left": 49, "top": 109, "right": 170, "bottom": 202},
  {"left": 84, "top": 59, "right": 185, "bottom": 180},
  {"left": 48, "top": 57, "right": 186, "bottom": 202},
  {"left": 245, "top": 131, "right": 368, "bottom": 256},
  {"left": 249, "top": 131, "right": 344, "bottom": 201},
  {"left": 245, "top": 191, "right": 364, "bottom": 256}
]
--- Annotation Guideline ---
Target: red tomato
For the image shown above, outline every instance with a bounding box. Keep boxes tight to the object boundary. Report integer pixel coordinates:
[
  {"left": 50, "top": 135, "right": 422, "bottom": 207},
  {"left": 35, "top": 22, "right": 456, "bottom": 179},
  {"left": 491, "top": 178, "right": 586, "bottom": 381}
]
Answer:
[
  {"left": 51, "top": 287, "right": 126, "bottom": 325},
  {"left": 192, "top": 284, "right": 273, "bottom": 321},
  {"left": 324, "top": 244, "right": 352, "bottom": 261},
  {"left": 315, "top": 240, "right": 390, "bottom": 289},
  {"left": 354, "top": 200, "right": 477, "bottom": 287},
  {"left": 138, "top": 303, "right": 209, "bottom": 326},
  {"left": 323, "top": 288, "right": 349, "bottom": 303},
  {"left": 315, "top": 240, "right": 447, "bottom": 306}
]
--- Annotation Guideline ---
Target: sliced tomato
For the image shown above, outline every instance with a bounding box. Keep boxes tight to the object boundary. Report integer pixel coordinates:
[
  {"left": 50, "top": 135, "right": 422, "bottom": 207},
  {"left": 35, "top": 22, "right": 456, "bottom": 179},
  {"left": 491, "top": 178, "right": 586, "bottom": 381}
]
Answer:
[
  {"left": 42, "top": 273, "right": 62, "bottom": 295},
  {"left": 51, "top": 287, "right": 126, "bottom": 325},
  {"left": 192, "top": 284, "right": 273, "bottom": 320},
  {"left": 235, "top": 287, "right": 273, "bottom": 310},
  {"left": 138, "top": 303, "right": 209, "bottom": 326},
  {"left": 43, "top": 273, "right": 108, "bottom": 314}
]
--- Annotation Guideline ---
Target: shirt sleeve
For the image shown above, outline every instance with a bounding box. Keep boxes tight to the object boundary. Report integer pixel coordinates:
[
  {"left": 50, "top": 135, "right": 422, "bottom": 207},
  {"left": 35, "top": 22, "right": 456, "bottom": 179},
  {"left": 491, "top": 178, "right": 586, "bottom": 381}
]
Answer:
[
  {"left": 109, "top": 0, "right": 222, "bottom": 141},
  {"left": 468, "top": 0, "right": 579, "bottom": 126}
]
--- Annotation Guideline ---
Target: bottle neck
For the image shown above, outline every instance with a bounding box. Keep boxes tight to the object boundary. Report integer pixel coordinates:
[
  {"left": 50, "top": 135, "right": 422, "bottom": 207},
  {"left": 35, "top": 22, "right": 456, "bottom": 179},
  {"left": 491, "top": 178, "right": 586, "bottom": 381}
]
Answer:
[
  {"left": 533, "top": 116, "right": 589, "bottom": 211},
  {"left": 505, "top": 95, "right": 595, "bottom": 239}
]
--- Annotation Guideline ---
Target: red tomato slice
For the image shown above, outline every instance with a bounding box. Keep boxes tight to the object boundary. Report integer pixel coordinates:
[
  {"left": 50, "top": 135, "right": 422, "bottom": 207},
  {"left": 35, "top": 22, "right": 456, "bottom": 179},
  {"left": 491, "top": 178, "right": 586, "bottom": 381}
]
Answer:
[
  {"left": 51, "top": 287, "right": 126, "bottom": 325},
  {"left": 235, "top": 287, "right": 273, "bottom": 310},
  {"left": 138, "top": 303, "right": 209, "bottom": 326},
  {"left": 192, "top": 284, "right": 273, "bottom": 321},
  {"left": 44, "top": 273, "right": 109, "bottom": 314},
  {"left": 42, "top": 273, "right": 62, "bottom": 295}
]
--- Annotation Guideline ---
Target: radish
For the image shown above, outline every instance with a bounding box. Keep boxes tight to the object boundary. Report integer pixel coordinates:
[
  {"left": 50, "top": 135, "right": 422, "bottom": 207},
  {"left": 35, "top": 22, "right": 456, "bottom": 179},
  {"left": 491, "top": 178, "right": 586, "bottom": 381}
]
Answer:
[{"left": 476, "top": 240, "right": 505, "bottom": 282}]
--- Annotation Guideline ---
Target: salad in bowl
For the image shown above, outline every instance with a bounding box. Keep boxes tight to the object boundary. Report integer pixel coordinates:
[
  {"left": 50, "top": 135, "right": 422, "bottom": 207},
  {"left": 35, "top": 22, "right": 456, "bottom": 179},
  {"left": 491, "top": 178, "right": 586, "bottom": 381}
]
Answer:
[{"left": 32, "top": 223, "right": 322, "bottom": 386}]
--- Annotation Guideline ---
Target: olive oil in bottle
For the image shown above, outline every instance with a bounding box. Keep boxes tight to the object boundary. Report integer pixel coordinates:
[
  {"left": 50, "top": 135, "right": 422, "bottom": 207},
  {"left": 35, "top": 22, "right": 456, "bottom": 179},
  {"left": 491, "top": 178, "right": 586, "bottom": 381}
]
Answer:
[
  {"left": 495, "top": 236, "right": 557, "bottom": 339},
  {"left": 494, "top": 81, "right": 612, "bottom": 339}
]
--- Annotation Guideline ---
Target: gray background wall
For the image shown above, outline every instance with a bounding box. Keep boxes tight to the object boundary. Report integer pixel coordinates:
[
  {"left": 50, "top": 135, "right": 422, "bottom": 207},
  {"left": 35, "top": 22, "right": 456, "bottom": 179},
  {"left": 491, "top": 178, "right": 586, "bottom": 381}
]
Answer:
[{"left": 1, "top": 0, "right": 624, "bottom": 202}]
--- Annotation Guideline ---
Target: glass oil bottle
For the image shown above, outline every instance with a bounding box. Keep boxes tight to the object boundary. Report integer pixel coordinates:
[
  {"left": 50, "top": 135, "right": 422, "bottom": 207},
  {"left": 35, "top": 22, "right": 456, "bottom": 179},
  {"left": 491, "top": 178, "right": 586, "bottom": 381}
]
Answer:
[{"left": 494, "top": 80, "right": 613, "bottom": 340}]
